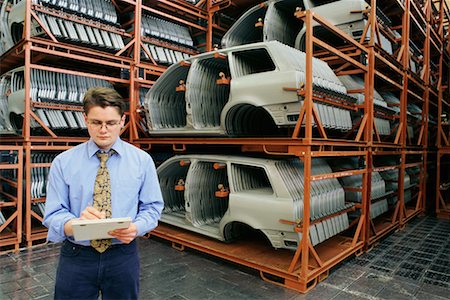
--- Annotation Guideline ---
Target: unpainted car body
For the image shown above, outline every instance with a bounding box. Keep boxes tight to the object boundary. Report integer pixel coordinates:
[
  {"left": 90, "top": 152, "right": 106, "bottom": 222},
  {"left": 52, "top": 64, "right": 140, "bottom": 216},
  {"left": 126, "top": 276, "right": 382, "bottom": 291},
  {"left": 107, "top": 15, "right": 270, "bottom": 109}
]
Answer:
[
  {"left": 157, "top": 154, "right": 351, "bottom": 250},
  {"left": 144, "top": 40, "right": 353, "bottom": 136}
]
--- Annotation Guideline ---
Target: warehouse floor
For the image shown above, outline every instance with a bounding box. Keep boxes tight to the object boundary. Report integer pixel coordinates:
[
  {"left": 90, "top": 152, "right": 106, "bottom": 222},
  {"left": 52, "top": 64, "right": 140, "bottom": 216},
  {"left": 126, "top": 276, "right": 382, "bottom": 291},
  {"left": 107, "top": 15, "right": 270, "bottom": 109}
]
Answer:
[{"left": 1, "top": 216, "right": 449, "bottom": 300}]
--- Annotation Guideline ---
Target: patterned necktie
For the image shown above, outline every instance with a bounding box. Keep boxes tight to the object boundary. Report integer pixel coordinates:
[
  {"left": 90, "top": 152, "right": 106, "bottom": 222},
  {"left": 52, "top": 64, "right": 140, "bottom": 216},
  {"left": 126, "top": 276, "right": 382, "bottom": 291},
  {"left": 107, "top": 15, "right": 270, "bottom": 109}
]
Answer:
[{"left": 91, "top": 150, "right": 115, "bottom": 253}]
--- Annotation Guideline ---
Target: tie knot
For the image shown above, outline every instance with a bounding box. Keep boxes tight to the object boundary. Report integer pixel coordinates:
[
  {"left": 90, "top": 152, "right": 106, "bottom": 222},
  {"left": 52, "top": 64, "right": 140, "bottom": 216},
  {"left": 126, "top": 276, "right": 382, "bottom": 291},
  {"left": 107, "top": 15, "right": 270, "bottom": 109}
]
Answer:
[{"left": 96, "top": 150, "right": 115, "bottom": 165}]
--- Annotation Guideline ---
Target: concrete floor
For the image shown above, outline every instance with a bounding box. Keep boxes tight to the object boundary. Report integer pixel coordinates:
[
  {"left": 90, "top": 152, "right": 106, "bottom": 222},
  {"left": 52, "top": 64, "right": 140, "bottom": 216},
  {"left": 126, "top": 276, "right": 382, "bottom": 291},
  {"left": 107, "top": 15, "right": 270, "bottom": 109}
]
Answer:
[{"left": 1, "top": 216, "right": 449, "bottom": 300}]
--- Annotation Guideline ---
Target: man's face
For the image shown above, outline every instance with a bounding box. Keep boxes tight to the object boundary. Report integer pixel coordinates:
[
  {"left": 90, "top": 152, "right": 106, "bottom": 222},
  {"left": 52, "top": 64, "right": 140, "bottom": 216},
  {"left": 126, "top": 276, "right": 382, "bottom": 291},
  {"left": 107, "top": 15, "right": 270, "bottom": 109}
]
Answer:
[{"left": 84, "top": 106, "right": 125, "bottom": 150}]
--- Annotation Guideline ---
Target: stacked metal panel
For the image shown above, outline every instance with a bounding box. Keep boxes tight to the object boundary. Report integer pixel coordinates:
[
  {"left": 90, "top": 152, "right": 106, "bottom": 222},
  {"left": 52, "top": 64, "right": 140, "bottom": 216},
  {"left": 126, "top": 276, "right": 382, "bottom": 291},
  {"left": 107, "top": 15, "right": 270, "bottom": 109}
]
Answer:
[
  {"left": 36, "top": 0, "right": 118, "bottom": 24},
  {"left": 158, "top": 159, "right": 189, "bottom": 214},
  {"left": 33, "top": 12, "right": 124, "bottom": 50},
  {"left": 0, "top": 211, "right": 5, "bottom": 225},
  {"left": 4, "top": 68, "right": 41, "bottom": 132},
  {"left": 145, "top": 41, "right": 354, "bottom": 135},
  {"left": 145, "top": 63, "right": 190, "bottom": 131},
  {"left": 141, "top": 43, "right": 191, "bottom": 65},
  {"left": 157, "top": 155, "right": 352, "bottom": 249},
  {"left": 338, "top": 75, "right": 396, "bottom": 136},
  {"left": 141, "top": 14, "right": 193, "bottom": 47},
  {"left": 329, "top": 157, "right": 388, "bottom": 219},
  {"left": 221, "top": 0, "right": 303, "bottom": 48},
  {"left": 0, "top": 77, "right": 15, "bottom": 134},
  {"left": 6, "top": 0, "right": 124, "bottom": 51},
  {"left": 141, "top": 14, "right": 194, "bottom": 64},
  {"left": 379, "top": 160, "right": 413, "bottom": 205},
  {"left": 370, "top": 199, "right": 389, "bottom": 219},
  {"left": 30, "top": 152, "right": 58, "bottom": 200},
  {"left": 0, "top": 0, "right": 14, "bottom": 55},
  {"left": 5, "top": 66, "right": 113, "bottom": 134},
  {"left": 409, "top": 41, "right": 423, "bottom": 75},
  {"left": 29, "top": 69, "right": 112, "bottom": 104},
  {"left": 296, "top": 0, "right": 397, "bottom": 55},
  {"left": 275, "top": 158, "right": 351, "bottom": 246},
  {"left": 186, "top": 58, "right": 230, "bottom": 130},
  {"left": 139, "top": 88, "right": 150, "bottom": 107},
  {"left": 26, "top": 151, "right": 59, "bottom": 217},
  {"left": 406, "top": 103, "right": 423, "bottom": 139},
  {"left": 380, "top": 91, "right": 423, "bottom": 139},
  {"left": 186, "top": 162, "right": 229, "bottom": 226}
]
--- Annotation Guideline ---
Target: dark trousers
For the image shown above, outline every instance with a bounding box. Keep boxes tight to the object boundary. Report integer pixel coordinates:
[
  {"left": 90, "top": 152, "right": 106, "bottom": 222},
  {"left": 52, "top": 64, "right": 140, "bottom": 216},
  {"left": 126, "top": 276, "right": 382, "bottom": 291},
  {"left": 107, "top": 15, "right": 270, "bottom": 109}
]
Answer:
[{"left": 55, "top": 240, "right": 140, "bottom": 300}]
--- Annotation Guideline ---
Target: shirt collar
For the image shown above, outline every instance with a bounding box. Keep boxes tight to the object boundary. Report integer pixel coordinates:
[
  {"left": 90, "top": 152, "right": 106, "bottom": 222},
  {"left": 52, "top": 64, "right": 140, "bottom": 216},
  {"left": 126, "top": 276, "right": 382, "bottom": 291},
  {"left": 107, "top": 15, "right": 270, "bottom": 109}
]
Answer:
[{"left": 87, "top": 138, "right": 124, "bottom": 158}]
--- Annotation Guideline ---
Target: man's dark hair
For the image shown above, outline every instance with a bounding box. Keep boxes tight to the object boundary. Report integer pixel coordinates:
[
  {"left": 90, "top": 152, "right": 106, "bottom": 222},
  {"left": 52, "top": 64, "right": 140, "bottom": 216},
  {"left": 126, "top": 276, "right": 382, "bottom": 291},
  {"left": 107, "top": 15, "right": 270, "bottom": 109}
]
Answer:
[{"left": 83, "top": 87, "right": 125, "bottom": 116}]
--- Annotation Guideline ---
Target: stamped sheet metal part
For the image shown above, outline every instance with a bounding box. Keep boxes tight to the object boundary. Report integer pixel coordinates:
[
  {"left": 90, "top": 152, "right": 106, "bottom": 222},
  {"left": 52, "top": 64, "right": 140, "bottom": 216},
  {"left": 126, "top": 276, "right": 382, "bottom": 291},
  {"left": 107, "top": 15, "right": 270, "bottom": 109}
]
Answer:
[
  {"left": 4, "top": 66, "right": 113, "bottom": 135},
  {"left": 144, "top": 41, "right": 355, "bottom": 137},
  {"left": 158, "top": 154, "right": 351, "bottom": 250}
]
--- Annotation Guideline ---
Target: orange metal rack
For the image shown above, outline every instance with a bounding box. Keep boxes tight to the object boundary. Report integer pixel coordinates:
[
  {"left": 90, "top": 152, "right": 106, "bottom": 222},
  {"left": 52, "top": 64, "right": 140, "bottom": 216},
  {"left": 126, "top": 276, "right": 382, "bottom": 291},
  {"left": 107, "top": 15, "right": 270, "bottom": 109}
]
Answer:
[
  {"left": 131, "top": 0, "right": 449, "bottom": 293},
  {"left": 0, "top": 145, "right": 23, "bottom": 253},
  {"left": 0, "top": 0, "right": 217, "bottom": 246},
  {"left": 435, "top": 0, "right": 450, "bottom": 219},
  {"left": 0, "top": 0, "right": 448, "bottom": 293},
  {"left": 135, "top": 8, "right": 373, "bottom": 293}
]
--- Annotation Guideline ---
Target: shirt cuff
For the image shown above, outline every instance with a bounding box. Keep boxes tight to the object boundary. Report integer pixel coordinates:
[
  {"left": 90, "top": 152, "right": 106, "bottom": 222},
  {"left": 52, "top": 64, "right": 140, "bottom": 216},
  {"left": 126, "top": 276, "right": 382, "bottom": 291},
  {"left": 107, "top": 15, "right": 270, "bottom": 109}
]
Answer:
[{"left": 134, "top": 219, "right": 157, "bottom": 237}]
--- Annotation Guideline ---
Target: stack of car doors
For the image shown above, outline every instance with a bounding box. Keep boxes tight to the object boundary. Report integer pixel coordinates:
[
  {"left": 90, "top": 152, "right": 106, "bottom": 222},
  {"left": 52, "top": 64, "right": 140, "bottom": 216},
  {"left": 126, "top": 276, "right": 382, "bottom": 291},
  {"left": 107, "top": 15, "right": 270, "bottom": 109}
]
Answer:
[
  {"left": 221, "top": 0, "right": 304, "bottom": 48},
  {"left": 157, "top": 155, "right": 352, "bottom": 250},
  {"left": 295, "top": 0, "right": 398, "bottom": 55},
  {"left": 0, "top": 75, "right": 15, "bottom": 134},
  {"left": 29, "top": 152, "right": 58, "bottom": 217},
  {"left": 376, "top": 157, "right": 413, "bottom": 206},
  {"left": 338, "top": 75, "right": 396, "bottom": 137},
  {"left": 5, "top": 66, "right": 113, "bottom": 135},
  {"left": 0, "top": 0, "right": 14, "bottom": 56},
  {"left": 409, "top": 41, "right": 424, "bottom": 77},
  {"left": 144, "top": 41, "right": 355, "bottom": 136},
  {"left": 140, "top": 13, "right": 195, "bottom": 65},
  {"left": 6, "top": 0, "right": 125, "bottom": 52},
  {"left": 380, "top": 91, "right": 425, "bottom": 143},
  {"left": 275, "top": 158, "right": 352, "bottom": 246},
  {"left": 406, "top": 103, "right": 424, "bottom": 142},
  {"left": 221, "top": 0, "right": 397, "bottom": 56},
  {"left": 329, "top": 157, "right": 388, "bottom": 220}
]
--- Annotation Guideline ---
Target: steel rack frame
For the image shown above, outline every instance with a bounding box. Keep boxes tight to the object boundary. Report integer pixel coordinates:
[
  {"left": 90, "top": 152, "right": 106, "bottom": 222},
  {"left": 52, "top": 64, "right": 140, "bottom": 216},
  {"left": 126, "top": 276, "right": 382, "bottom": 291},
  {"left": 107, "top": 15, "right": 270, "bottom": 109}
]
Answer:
[
  {"left": 0, "top": 145, "right": 23, "bottom": 253},
  {"left": 0, "top": 0, "right": 144, "bottom": 244},
  {"left": 130, "top": 0, "right": 217, "bottom": 141},
  {"left": 367, "top": 149, "right": 402, "bottom": 245},
  {"left": 436, "top": 148, "right": 450, "bottom": 218},
  {"left": 353, "top": 0, "right": 445, "bottom": 241},
  {"left": 434, "top": 0, "right": 450, "bottom": 219},
  {"left": 149, "top": 148, "right": 368, "bottom": 293},
  {"left": 1, "top": 0, "right": 219, "bottom": 246},
  {"left": 134, "top": 9, "right": 373, "bottom": 293},
  {"left": 133, "top": 2, "right": 449, "bottom": 291}
]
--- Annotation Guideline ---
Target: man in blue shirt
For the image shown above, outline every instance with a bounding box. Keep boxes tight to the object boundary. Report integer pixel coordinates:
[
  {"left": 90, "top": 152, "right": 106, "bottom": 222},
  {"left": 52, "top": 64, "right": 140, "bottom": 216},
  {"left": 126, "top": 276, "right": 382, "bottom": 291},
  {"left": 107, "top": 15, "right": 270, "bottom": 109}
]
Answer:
[{"left": 43, "top": 87, "right": 164, "bottom": 299}]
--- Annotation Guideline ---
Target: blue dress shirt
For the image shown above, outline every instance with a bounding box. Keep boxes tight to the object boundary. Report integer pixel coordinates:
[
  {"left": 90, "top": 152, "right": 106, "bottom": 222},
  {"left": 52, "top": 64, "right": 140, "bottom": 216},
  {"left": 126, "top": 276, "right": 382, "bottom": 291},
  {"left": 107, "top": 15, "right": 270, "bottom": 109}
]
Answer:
[{"left": 43, "top": 138, "right": 164, "bottom": 245}]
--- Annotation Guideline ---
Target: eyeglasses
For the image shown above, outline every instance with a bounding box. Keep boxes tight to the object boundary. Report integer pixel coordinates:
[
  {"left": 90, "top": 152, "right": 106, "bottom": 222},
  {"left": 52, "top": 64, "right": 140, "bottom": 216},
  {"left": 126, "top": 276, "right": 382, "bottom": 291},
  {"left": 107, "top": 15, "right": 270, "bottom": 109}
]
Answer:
[{"left": 87, "top": 120, "right": 121, "bottom": 130}]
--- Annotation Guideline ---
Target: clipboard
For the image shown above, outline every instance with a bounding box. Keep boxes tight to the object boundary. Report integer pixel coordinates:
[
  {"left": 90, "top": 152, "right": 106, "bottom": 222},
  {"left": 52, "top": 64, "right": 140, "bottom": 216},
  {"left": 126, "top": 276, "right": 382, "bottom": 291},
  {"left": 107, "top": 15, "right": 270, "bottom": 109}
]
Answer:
[{"left": 72, "top": 217, "right": 132, "bottom": 241}]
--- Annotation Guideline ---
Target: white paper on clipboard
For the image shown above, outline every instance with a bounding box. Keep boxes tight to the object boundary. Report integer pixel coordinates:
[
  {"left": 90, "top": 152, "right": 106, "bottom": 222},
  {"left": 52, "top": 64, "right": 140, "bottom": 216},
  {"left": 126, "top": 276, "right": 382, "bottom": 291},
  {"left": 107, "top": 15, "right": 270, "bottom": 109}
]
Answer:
[{"left": 71, "top": 217, "right": 132, "bottom": 241}]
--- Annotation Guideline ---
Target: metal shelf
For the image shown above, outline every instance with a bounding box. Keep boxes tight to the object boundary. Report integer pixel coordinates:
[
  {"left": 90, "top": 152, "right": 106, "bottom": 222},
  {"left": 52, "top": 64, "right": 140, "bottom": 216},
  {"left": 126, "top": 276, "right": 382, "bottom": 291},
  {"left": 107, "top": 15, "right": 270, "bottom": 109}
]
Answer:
[{"left": 150, "top": 222, "right": 364, "bottom": 293}]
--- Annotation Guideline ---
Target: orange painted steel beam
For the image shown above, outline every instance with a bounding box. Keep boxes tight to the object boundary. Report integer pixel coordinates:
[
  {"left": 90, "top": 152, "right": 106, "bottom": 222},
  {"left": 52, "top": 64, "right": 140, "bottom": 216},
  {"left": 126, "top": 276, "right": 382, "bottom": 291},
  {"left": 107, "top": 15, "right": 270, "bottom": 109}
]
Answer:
[
  {"left": 29, "top": 43, "right": 132, "bottom": 71},
  {"left": 32, "top": 4, "right": 131, "bottom": 38},
  {"left": 142, "top": 5, "right": 207, "bottom": 31},
  {"left": 156, "top": 0, "right": 208, "bottom": 19},
  {"left": 0, "top": 146, "right": 23, "bottom": 252},
  {"left": 29, "top": 64, "right": 130, "bottom": 84},
  {"left": 151, "top": 223, "right": 363, "bottom": 293},
  {"left": 31, "top": 102, "right": 83, "bottom": 112}
]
